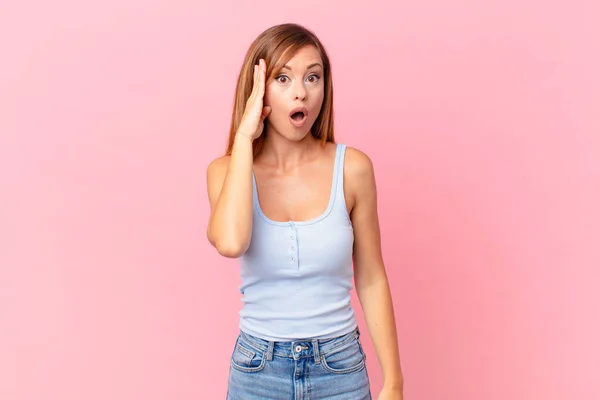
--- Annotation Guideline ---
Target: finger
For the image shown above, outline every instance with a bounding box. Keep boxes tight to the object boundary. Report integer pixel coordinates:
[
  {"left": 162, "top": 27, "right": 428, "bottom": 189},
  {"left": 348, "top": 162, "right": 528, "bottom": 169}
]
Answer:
[
  {"left": 251, "top": 64, "right": 258, "bottom": 94},
  {"left": 249, "top": 68, "right": 258, "bottom": 103},
  {"left": 258, "top": 60, "right": 267, "bottom": 97}
]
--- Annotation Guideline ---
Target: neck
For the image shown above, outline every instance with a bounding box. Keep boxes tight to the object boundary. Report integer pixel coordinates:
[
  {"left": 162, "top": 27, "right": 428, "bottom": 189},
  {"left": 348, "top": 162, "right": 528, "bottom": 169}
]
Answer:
[{"left": 258, "top": 130, "right": 322, "bottom": 172}]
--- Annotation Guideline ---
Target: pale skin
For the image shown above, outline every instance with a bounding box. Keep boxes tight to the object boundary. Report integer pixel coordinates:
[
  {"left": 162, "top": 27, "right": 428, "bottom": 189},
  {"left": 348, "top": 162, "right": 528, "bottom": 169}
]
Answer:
[{"left": 206, "top": 46, "right": 404, "bottom": 399}]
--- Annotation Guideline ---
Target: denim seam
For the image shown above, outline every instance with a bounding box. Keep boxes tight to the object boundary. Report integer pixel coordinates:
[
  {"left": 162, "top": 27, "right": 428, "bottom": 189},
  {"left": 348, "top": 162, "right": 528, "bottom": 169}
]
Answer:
[
  {"left": 320, "top": 355, "right": 366, "bottom": 374},
  {"left": 230, "top": 355, "right": 267, "bottom": 373},
  {"left": 235, "top": 343, "right": 256, "bottom": 360},
  {"left": 239, "top": 332, "right": 270, "bottom": 353},
  {"left": 319, "top": 332, "right": 357, "bottom": 357}
]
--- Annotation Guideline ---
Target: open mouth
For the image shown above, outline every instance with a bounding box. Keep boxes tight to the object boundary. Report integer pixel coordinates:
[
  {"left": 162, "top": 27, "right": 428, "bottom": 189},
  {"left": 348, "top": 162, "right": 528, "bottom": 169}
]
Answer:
[{"left": 289, "top": 107, "right": 308, "bottom": 127}]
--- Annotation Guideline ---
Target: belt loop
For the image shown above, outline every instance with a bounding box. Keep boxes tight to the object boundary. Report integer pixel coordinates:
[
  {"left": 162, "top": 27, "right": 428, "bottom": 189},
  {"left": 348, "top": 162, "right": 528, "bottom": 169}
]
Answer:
[
  {"left": 266, "top": 340, "right": 274, "bottom": 361},
  {"left": 312, "top": 338, "right": 321, "bottom": 364}
]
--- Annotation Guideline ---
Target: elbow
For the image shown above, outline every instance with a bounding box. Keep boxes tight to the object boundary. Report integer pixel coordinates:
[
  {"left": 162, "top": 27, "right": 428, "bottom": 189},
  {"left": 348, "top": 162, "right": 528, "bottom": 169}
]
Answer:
[
  {"left": 216, "top": 242, "right": 246, "bottom": 258},
  {"left": 211, "top": 237, "right": 248, "bottom": 258},
  {"left": 207, "top": 222, "right": 249, "bottom": 258}
]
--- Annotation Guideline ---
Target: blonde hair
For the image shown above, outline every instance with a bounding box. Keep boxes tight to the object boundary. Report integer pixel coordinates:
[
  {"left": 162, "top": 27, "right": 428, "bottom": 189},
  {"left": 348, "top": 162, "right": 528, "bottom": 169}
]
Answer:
[{"left": 225, "top": 23, "right": 335, "bottom": 156}]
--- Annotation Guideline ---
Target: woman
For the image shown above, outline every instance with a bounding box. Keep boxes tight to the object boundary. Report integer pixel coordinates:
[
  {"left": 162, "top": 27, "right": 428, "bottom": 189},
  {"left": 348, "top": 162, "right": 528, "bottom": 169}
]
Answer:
[{"left": 206, "top": 23, "right": 404, "bottom": 400}]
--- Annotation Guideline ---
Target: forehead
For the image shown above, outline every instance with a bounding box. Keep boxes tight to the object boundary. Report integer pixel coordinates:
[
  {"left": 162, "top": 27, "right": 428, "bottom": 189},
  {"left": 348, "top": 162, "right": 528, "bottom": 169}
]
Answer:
[{"left": 278, "top": 45, "right": 323, "bottom": 69}]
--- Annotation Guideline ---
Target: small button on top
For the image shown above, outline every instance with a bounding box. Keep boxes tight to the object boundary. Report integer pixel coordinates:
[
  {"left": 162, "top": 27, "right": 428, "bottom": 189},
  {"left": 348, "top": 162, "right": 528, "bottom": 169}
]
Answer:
[
  {"left": 291, "top": 247, "right": 295, "bottom": 251},
  {"left": 295, "top": 345, "right": 302, "bottom": 353}
]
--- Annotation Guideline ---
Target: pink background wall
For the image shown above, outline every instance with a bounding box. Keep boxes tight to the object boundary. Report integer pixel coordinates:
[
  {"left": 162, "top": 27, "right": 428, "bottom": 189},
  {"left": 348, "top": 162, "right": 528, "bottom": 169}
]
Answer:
[{"left": 1, "top": 1, "right": 598, "bottom": 399}]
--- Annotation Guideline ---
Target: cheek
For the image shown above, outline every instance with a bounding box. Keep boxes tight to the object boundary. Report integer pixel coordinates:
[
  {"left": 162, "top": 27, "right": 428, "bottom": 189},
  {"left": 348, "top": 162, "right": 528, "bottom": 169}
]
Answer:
[
  {"left": 309, "top": 89, "right": 325, "bottom": 115},
  {"left": 266, "top": 95, "right": 289, "bottom": 122},
  {"left": 264, "top": 90, "right": 286, "bottom": 124},
  {"left": 264, "top": 85, "right": 282, "bottom": 108}
]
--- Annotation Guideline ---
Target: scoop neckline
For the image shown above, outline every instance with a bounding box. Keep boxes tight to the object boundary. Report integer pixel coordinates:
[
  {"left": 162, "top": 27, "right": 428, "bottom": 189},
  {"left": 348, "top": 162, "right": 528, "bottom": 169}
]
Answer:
[{"left": 251, "top": 144, "right": 340, "bottom": 227}]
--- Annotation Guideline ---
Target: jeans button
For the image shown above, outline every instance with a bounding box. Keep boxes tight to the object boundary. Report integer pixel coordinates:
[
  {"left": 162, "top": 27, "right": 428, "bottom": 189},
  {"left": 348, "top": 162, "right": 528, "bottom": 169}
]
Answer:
[{"left": 295, "top": 345, "right": 302, "bottom": 353}]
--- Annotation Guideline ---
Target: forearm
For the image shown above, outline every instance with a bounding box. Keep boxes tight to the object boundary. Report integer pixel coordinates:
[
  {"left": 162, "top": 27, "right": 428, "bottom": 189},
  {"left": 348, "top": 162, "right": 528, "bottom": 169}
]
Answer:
[
  {"left": 208, "top": 133, "right": 254, "bottom": 257},
  {"left": 357, "top": 277, "right": 404, "bottom": 389}
]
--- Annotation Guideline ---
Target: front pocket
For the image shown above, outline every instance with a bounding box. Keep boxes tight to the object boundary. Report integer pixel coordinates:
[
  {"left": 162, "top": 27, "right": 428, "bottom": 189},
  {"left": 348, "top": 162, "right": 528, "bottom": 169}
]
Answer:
[
  {"left": 230, "top": 342, "right": 267, "bottom": 373},
  {"left": 320, "top": 340, "right": 366, "bottom": 374}
]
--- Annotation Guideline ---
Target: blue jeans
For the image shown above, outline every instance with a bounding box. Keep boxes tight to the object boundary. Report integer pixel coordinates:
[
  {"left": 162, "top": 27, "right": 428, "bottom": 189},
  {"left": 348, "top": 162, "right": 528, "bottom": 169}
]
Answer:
[{"left": 226, "top": 327, "right": 372, "bottom": 399}]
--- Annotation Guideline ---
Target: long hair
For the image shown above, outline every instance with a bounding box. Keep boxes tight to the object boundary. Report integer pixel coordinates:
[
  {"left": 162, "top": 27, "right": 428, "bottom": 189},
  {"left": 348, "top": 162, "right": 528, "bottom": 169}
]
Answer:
[{"left": 225, "top": 23, "right": 335, "bottom": 156}]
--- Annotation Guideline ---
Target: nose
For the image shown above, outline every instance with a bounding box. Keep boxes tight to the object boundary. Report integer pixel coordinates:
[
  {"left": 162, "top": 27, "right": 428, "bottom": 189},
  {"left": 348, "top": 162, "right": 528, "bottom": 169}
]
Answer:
[{"left": 293, "top": 80, "right": 307, "bottom": 101}]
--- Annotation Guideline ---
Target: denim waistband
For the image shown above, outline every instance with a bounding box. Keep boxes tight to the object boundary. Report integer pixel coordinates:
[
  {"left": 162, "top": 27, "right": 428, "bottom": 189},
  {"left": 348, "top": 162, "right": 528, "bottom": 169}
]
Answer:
[{"left": 237, "top": 327, "right": 361, "bottom": 362}]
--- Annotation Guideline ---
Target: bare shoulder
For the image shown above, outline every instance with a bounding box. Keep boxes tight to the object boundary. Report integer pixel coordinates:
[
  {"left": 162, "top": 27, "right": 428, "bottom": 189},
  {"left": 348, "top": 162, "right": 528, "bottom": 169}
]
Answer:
[
  {"left": 206, "top": 155, "right": 231, "bottom": 186},
  {"left": 207, "top": 155, "right": 231, "bottom": 176},
  {"left": 344, "top": 146, "right": 375, "bottom": 182},
  {"left": 343, "top": 146, "right": 377, "bottom": 214}
]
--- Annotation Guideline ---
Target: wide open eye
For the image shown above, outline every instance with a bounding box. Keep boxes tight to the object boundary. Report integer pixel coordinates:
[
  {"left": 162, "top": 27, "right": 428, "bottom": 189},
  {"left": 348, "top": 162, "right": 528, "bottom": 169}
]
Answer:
[{"left": 306, "top": 74, "right": 321, "bottom": 83}]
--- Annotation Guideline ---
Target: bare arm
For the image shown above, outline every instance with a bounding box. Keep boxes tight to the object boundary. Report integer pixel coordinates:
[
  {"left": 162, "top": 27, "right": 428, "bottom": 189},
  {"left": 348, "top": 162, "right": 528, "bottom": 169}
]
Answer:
[
  {"left": 346, "top": 147, "right": 404, "bottom": 397},
  {"left": 206, "top": 135, "right": 254, "bottom": 257},
  {"left": 206, "top": 59, "right": 271, "bottom": 258}
]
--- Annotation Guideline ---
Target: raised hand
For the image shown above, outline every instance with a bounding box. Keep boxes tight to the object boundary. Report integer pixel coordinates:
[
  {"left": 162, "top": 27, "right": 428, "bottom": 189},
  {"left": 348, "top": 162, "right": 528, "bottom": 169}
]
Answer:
[{"left": 237, "top": 59, "right": 272, "bottom": 140}]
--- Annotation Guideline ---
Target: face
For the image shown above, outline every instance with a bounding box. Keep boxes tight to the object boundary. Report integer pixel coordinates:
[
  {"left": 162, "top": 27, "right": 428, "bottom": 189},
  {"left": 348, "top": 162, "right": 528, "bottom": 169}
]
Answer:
[{"left": 264, "top": 45, "right": 325, "bottom": 141}]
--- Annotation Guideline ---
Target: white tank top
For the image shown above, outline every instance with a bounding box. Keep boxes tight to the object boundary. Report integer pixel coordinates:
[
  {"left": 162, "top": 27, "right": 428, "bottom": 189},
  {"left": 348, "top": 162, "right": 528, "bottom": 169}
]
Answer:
[{"left": 237, "top": 143, "right": 358, "bottom": 341}]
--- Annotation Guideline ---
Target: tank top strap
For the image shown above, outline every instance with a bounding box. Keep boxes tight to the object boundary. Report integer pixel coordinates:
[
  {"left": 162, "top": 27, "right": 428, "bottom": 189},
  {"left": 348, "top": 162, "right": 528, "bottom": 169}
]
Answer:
[
  {"left": 331, "top": 143, "right": 347, "bottom": 211},
  {"left": 251, "top": 170, "right": 260, "bottom": 213}
]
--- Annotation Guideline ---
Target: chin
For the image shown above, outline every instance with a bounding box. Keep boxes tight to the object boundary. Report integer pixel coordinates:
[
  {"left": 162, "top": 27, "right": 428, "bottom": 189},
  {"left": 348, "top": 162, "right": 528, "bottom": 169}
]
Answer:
[
  {"left": 267, "top": 123, "right": 314, "bottom": 142},
  {"left": 286, "top": 129, "right": 312, "bottom": 141}
]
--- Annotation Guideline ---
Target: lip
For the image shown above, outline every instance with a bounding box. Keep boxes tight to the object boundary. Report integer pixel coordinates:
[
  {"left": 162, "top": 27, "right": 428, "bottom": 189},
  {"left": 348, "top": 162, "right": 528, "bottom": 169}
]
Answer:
[{"left": 288, "top": 106, "right": 308, "bottom": 128}]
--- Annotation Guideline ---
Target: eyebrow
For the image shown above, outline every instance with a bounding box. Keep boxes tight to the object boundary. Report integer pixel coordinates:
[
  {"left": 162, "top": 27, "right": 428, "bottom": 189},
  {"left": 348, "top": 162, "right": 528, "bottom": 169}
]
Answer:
[{"left": 282, "top": 62, "right": 323, "bottom": 71}]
